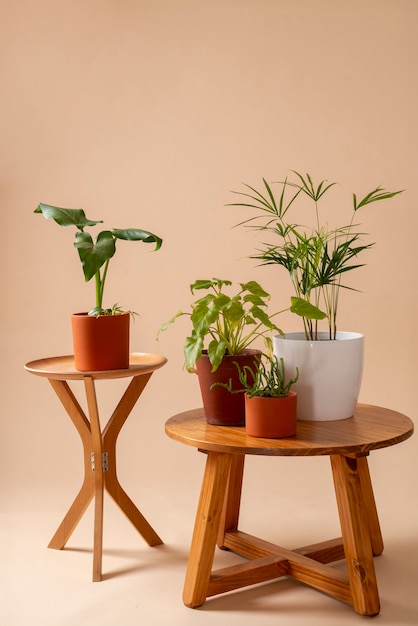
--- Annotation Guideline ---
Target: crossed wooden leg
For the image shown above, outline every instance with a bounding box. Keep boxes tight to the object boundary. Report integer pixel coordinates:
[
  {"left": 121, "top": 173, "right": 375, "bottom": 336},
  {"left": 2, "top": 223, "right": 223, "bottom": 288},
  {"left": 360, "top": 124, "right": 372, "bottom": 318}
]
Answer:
[
  {"left": 46, "top": 374, "right": 163, "bottom": 581},
  {"left": 182, "top": 450, "right": 382, "bottom": 616}
]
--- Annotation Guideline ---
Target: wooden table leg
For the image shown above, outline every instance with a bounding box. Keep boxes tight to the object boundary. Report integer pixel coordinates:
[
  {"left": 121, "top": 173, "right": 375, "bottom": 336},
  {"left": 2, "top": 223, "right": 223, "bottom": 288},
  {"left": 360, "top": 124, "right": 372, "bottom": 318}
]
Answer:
[
  {"left": 217, "top": 453, "right": 245, "bottom": 547},
  {"left": 84, "top": 377, "right": 105, "bottom": 582},
  {"left": 47, "top": 372, "right": 163, "bottom": 581},
  {"left": 47, "top": 379, "right": 94, "bottom": 549},
  {"left": 48, "top": 480, "right": 94, "bottom": 550},
  {"left": 331, "top": 454, "right": 380, "bottom": 616},
  {"left": 183, "top": 451, "right": 232, "bottom": 608},
  {"left": 357, "top": 455, "right": 384, "bottom": 556},
  {"left": 103, "top": 374, "right": 163, "bottom": 546}
]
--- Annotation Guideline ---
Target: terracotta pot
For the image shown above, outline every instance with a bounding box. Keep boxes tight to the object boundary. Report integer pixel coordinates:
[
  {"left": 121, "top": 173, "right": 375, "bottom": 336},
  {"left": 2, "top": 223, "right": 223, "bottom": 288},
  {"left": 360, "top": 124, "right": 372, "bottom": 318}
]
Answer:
[
  {"left": 273, "top": 331, "right": 364, "bottom": 421},
  {"left": 71, "top": 312, "right": 130, "bottom": 371},
  {"left": 195, "top": 349, "right": 260, "bottom": 426},
  {"left": 245, "top": 391, "right": 297, "bottom": 438}
]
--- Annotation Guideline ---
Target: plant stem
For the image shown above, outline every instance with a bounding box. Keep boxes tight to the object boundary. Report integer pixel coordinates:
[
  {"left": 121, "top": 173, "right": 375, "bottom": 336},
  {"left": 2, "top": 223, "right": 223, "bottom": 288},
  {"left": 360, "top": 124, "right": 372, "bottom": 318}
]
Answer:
[
  {"left": 95, "top": 272, "right": 102, "bottom": 310},
  {"left": 95, "top": 259, "right": 110, "bottom": 310}
]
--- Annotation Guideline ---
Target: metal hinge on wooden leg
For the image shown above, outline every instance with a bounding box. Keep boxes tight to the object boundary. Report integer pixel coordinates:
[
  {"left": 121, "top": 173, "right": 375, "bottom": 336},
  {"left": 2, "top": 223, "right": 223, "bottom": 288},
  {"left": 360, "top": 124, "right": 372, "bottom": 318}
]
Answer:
[{"left": 90, "top": 452, "right": 109, "bottom": 472}]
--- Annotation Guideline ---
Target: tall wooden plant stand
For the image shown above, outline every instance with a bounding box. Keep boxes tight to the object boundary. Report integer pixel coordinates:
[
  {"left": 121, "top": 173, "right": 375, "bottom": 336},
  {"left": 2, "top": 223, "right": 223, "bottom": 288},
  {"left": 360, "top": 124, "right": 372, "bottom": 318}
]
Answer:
[{"left": 25, "top": 353, "right": 167, "bottom": 581}]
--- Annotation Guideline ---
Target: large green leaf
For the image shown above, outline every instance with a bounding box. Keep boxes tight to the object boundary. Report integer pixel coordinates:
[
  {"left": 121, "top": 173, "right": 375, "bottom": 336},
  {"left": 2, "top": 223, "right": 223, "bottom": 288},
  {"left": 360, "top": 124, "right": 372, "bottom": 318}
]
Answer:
[
  {"left": 191, "top": 299, "right": 218, "bottom": 334},
  {"left": 190, "top": 278, "right": 232, "bottom": 294},
  {"left": 74, "top": 231, "right": 116, "bottom": 281},
  {"left": 184, "top": 333, "right": 204, "bottom": 371},
  {"left": 251, "top": 305, "right": 277, "bottom": 329},
  {"left": 243, "top": 293, "right": 269, "bottom": 307},
  {"left": 112, "top": 228, "right": 162, "bottom": 250},
  {"left": 213, "top": 293, "right": 232, "bottom": 311},
  {"left": 239, "top": 280, "right": 270, "bottom": 298},
  {"left": 207, "top": 338, "right": 227, "bottom": 372},
  {"left": 219, "top": 296, "right": 243, "bottom": 320},
  {"left": 290, "top": 297, "right": 327, "bottom": 320},
  {"left": 34, "top": 204, "right": 102, "bottom": 230}
]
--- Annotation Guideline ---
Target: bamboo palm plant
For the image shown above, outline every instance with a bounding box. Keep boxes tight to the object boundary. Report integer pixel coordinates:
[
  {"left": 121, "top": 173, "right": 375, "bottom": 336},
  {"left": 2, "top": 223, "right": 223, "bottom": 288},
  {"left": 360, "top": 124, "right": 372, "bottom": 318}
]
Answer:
[{"left": 230, "top": 171, "right": 403, "bottom": 339}]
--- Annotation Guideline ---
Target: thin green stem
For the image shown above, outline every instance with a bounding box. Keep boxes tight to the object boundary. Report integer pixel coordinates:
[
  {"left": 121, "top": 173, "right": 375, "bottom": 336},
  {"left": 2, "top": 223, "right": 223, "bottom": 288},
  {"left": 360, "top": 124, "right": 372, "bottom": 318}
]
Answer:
[
  {"left": 95, "top": 272, "right": 102, "bottom": 310},
  {"left": 95, "top": 259, "right": 110, "bottom": 310}
]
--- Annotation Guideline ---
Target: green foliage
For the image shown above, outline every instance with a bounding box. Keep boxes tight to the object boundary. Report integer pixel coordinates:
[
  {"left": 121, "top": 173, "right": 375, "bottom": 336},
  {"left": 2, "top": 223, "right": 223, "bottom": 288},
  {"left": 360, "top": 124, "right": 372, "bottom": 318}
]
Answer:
[
  {"left": 214, "top": 352, "right": 299, "bottom": 398},
  {"left": 230, "top": 171, "right": 403, "bottom": 339},
  {"left": 158, "top": 278, "right": 286, "bottom": 372},
  {"left": 88, "top": 303, "right": 137, "bottom": 319},
  {"left": 35, "top": 204, "right": 162, "bottom": 316}
]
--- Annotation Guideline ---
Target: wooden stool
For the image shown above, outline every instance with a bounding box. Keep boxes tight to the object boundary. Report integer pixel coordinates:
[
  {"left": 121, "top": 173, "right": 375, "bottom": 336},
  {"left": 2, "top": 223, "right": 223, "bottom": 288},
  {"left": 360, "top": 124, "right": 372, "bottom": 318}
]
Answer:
[{"left": 165, "top": 405, "right": 413, "bottom": 616}]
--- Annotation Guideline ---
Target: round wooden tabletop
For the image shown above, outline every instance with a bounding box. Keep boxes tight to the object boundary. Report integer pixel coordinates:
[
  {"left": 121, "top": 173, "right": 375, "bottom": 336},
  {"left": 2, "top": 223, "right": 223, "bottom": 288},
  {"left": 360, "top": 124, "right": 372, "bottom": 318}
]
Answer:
[
  {"left": 165, "top": 405, "right": 414, "bottom": 457},
  {"left": 24, "top": 353, "right": 167, "bottom": 380}
]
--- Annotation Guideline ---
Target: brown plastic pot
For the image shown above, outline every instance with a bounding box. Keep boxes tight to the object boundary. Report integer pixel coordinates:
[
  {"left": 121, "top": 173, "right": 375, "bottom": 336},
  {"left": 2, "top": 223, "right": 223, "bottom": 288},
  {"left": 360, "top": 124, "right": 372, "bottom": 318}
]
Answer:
[
  {"left": 245, "top": 391, "right": 297, "bottom": 438},
  {"left": 195, "top": 349, "right": 260, "bottom": 426},
  {"left": 71, "top": 312, "right": 130, "bottom": 371}
]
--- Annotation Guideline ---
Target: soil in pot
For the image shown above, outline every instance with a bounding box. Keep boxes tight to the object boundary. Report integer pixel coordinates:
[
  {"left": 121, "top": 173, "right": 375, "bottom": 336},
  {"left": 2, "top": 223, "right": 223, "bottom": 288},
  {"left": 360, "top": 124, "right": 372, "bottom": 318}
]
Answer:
[{"left": 195, "top": 349, "right": 260, "bottom": 426}]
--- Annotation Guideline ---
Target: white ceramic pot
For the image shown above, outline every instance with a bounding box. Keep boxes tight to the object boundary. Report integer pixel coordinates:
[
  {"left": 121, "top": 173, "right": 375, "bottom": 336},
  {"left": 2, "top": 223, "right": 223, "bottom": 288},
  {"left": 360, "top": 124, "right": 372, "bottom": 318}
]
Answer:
[{"left": 273, "top": 331, "right": 364, "bottom": 421}]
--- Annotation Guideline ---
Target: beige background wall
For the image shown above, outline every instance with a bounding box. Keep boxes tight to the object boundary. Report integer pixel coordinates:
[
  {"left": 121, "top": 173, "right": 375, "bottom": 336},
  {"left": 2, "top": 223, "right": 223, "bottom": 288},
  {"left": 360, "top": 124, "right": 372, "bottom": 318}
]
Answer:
[{"left": 1, "top": 0, "right": 417, "bottom": 621}]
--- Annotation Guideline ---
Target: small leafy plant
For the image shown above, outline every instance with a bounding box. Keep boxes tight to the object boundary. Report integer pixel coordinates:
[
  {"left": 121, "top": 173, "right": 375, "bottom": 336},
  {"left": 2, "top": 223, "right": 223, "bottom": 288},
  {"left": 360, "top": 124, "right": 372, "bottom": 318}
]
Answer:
[
  {"left": 230, "top": 171, "right": 403, "bottom": 340},
  {"left": 215, "top": 352, "right": 299, "bottom": 398},
  {"left": 158, "top": 278, "right": 287, "bottom": 372},
  {"left": 35, "top": 204, "right": 162, "bottom": 316}
]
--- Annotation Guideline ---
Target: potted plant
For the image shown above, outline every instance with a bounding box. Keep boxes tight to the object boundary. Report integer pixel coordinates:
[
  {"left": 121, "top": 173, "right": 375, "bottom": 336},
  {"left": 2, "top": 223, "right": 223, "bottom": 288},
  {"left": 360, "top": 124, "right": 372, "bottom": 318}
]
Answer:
[
  {"left": 35, "top": 203, "right": 163, "bottom": 371},
  {"left": 158, "top": 278, "right": 288, "bottom": 426},
  {"left": 216, "top": 352, "right": 299, "bottom": 438},
  {"left": 230, "top": 171, "right": 404, "bottom": 421}
]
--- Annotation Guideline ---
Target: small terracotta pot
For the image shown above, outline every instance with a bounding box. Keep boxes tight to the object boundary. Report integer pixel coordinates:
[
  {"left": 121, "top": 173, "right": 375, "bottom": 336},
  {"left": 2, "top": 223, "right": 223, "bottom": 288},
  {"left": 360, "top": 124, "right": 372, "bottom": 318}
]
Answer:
[
  {"left": 195, "top": 350, "right": 260, "bottom": 426},
  {"left": 71, "top": 312, "right": 130, "bottom": 371},
  {"left": 245, "top": 391, "right": 297, "bottom": 438}
]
